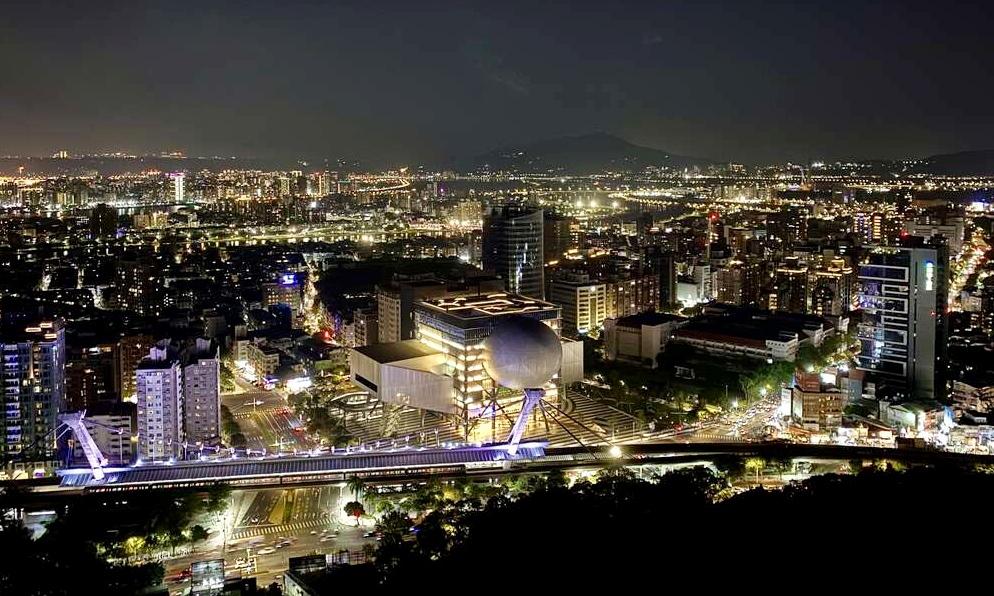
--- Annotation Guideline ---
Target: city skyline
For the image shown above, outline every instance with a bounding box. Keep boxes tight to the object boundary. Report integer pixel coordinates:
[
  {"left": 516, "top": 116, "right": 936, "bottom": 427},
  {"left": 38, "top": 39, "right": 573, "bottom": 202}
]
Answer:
[{"left": 3, "top": 1, "right": 994, "bottom": 165}]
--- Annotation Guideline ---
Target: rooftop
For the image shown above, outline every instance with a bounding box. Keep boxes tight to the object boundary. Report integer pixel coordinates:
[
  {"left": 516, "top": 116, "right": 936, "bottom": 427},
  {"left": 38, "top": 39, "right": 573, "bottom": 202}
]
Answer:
[
  {"left": 353, "top": 340, "right": 442, "bottom": 363},
  {"left": 417, "top": 293, "right": 558, "bottom": 322},
  {"left": 616, "top": 312, "right": 686, "bottom": 327}
]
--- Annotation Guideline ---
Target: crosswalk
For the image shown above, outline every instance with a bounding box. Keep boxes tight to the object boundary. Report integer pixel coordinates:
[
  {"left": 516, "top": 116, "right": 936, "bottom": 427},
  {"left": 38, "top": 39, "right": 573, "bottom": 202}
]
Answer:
[{"left": 231, "top": 517, "right": 332, "bottom": 540}]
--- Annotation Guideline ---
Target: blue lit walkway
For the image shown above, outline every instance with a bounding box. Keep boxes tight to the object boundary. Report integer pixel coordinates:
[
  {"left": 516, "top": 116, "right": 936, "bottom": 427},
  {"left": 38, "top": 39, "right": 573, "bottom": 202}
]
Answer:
[{"left": 57, "top": 444, "right": 547, "bottom": 490}]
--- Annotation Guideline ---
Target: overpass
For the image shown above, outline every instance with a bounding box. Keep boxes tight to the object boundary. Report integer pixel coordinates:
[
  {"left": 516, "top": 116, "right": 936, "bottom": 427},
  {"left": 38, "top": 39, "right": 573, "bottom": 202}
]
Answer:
[{"left": 49, "top": 441, "right": 994, "bottom": 494}]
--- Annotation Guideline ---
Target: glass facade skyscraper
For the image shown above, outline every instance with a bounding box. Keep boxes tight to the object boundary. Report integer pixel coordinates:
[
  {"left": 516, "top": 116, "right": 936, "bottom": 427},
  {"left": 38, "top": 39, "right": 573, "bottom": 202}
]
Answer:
[
  {"left": 856, "top": 242, "right": 948, "bottom": 401},
  {"left": 482, "top": 206, "right": 545, "bottom": 300}
]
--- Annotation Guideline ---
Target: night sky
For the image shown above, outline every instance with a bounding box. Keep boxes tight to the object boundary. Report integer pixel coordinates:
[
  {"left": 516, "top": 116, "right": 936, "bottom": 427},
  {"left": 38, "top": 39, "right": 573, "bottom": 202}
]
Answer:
[{"left": 2, "top": 0, "right": 993, "bottom": 165}]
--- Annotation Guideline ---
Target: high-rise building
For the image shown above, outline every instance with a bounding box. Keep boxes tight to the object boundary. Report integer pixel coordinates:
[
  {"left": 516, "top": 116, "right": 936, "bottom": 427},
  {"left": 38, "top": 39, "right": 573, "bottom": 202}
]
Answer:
[
  {"left": 482, "top": 206, "right": 545, "bottom": 299},
  {"left": 548, "top": 273, "right": 607, "bottom": 336},
  {"left": 262, "top": 274, "right": 303, "bottom": 321},
  {"left": 118, "top": 333, "right": 153, "bottom": 402},
  {"left": 169, "top": 172, "right": 185, "bottom": 203},
  {"left": 354, "top": 308, "right": 378, "bottom": 347},
  {"left": 715, "top": 258, "right": 765, "bottom": 307},
  {"left": 543, "top": 213, "right": 573, "bottom": 264},
  {"left": 182, "top": 339, "right": 220, "bottom": 447},
  {"left": 775, "top": 257, "right": 808, "bottom": 313},
  {"left": 65, "top": 342, "right": 119, "bottom": 411},
  {"left": 765, "top": 207, "right": 808, "bottom": 249},
  {"left": 856, "top": 241, "right": 948, "bottom": 401},
  {"left": 89, "top": 203, "right": 117, "bottom": 238},
  {"left": 136, "top": 345, "right": 183, "bottom": 461},
  {"left": 0, "top": 320, "right": 65, "bottom": 470},
  {"left": 808, "top": 257, "right": 855, "bottom": 316},
  {"left": 116, "top": 253, "right": 158, "bottom": 317}
]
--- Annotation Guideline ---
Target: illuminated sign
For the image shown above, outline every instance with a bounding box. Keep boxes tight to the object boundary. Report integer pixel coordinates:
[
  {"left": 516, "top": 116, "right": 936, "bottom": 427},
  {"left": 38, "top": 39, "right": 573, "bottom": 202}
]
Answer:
[
  {"left": 924, "top": 261, "right": 934, "bottom": 291},
  {"left": 280, "top": 273, "right": 296, "bottom": 286}
]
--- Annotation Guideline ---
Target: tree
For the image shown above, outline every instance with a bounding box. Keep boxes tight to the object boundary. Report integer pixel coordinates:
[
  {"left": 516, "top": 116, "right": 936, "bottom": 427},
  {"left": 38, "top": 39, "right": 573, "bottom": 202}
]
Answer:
[
  {"left": 344, "top": 501, "right": 365, "bottom": 526},
  {"left": 347, "top": 476, "right": 365, "bottom": 501},
  {"left": 744, "top": 457, "right": 765, "bottom": 486},
  {"left": 190, "top": 525, "right": 209, "bottom": 551}
]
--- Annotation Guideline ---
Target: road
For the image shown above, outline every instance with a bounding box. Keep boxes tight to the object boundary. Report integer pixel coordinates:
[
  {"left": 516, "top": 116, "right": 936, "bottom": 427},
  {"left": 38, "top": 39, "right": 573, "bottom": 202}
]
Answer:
[
  {"left": 163, "top": 484, "right": 374, "bottom": 594},
  {"left": 223, "top": 378, "right": 316, "bottom": 454}
]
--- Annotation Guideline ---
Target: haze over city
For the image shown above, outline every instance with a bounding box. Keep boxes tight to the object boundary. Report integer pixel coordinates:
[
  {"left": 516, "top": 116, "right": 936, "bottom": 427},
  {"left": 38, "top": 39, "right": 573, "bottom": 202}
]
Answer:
[{"left": 5, "top": 2, "right": 994, "bottom": 596}]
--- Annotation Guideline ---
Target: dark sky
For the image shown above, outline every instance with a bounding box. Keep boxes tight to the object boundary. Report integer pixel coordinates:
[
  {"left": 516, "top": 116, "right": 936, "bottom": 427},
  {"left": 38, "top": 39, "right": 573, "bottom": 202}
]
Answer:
[{"left": 2, "top": 0, "right": 993, "bottom": 166}]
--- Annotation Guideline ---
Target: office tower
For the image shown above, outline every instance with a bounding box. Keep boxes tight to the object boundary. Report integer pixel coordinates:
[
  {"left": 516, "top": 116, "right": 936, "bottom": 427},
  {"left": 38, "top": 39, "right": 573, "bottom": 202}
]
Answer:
[
  {"left": 0, "top": 320, "right": 65, "bottom": 467},
  {"left": 548, "top": 273, "right": 607, "bottom": 336},
  {"left": 543, "top": 213, "right": 573, "bottom": 263},
  {"left": 136, "top": 345, "right": 183, "bottom": 461},
  {"left": 89, "top": 203, "right": 117, "bottom": 238},
  {"left": 482, "top": 206, "right": 545, "bottom": 299},
  {"left": 182, "top": 339, "right": 220, "bottom": 447},
  {"left": 775, "top": 257, "right": 808, "bottom": 313},
  {"left": 856, "top": 241, "right": 948, "bottom": 400},
  {"left": 116, "top": 253, "right": 158, "bottom": 317},
  {"left": 169, "top": 172, "right": 185, "bottom": 203},
  {"left": 118, "top": 333, "right": 153, "bottom": 402}
]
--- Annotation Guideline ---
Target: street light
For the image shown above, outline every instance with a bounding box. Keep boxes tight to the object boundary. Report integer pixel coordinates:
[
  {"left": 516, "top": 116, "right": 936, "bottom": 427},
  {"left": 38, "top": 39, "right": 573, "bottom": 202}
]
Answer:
[{"left": 608, "top": 445, "right": 622, "bottom": 458}]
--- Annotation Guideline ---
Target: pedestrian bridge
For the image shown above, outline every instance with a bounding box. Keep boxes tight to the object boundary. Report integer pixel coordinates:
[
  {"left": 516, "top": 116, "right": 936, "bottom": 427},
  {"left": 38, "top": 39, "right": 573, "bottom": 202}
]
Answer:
[{"left": 57, "top": 443, "right": 548, "bottom": 491}]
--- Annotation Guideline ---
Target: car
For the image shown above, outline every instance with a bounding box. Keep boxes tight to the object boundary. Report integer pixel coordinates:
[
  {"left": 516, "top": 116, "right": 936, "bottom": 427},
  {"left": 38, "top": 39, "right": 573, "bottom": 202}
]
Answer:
[
  {"left": 310, "top": 530, "right": 318, "bottom": 535},
  {"left": 250, "top": 517, "right": 260, "bottom": 524},
  {"left": 363, "top": 531, "right": 375, "bottom": 538},
  {"left": 320, "top": 536, "right": 333, "bottom": 542},
  {"left": 257, "top": 547, "right": 276, "bottom": 555}
]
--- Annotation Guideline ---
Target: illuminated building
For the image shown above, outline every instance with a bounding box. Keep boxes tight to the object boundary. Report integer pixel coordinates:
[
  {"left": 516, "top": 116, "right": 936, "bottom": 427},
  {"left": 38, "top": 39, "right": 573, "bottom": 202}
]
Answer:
[
  {"left": 262, "top": 273, "right": 302, "bottom": 320},
  {"left": 412, "top": 293, "right": 577, "bottom": 417},
  {"left": 116, "top": 253, "right": 158, "bottom": 317},
  {"left": 354, "top": 308, "right": 378, "bottom": 347},
  {"left": 808, "top": 257, "right": 855, "bottom": 316},
  {"left": 715, "top": 258, "right": 765, "bottom": 307},
  {"left": 169, "top": 172, "right": 185, "bottom": 203},
  {"left": 118, "top": 333, "right": 153, "bottom": 402},
  {"left": 548, "top": 271, "right": 661, "bottom": 336},
  {"left": 182, "top": 339, "right": 220, "bottom": 447},
  {"left": 376, "top": 275, "right": 503, "bottom": 344},
  {"left": 774, "top": 257, "right": 808, "bottom": 313},
  {"left": 482, "top": 206, "right": 545, "bottom": 299},
  {"left": 136, "top": 346, "right": 183, "bottom": 461},
  {"left": 0, "top": 320, "right": 65, "bottom": 475},
  {"left": 856, "top": 241, "right": 948, "bottom": 401}
]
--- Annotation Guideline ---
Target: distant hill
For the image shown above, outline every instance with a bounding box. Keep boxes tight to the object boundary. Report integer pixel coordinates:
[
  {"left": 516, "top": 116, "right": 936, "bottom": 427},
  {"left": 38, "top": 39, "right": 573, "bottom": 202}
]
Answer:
[
  {"left": 912, "top": 150, "right": 994, "bottom": 176},
  {"left": 465, "top": 132, "right": 713, "bottom": 174}
]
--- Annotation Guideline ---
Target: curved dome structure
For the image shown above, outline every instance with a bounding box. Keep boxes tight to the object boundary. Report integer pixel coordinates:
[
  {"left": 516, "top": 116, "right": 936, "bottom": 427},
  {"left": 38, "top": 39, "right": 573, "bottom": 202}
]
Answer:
[{"left": 482, "top": 316, "right": 562, "bottom": 390}]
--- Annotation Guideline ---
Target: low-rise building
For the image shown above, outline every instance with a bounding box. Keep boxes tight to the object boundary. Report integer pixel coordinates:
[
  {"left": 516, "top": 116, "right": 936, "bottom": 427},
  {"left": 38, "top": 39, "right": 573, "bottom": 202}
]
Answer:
[{"left": 603, "top": 312, "right": 686, "bottom": 367}]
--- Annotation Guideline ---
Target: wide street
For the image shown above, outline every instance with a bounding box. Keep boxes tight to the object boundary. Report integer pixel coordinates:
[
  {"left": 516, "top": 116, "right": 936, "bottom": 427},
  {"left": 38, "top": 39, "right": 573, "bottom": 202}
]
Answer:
[
  {"left": 223, "top": 377, "right": 316, "bottom": 454},
  {"left": 163, "top": 484, "right": 375, "bottom": 594}
]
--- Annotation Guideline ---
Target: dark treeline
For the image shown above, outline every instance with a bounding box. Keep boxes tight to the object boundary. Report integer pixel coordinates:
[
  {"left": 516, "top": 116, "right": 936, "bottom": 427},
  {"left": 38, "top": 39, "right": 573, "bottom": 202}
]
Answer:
[{"left": 315, "top": 465, "right": 989, "bottom": 592}]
